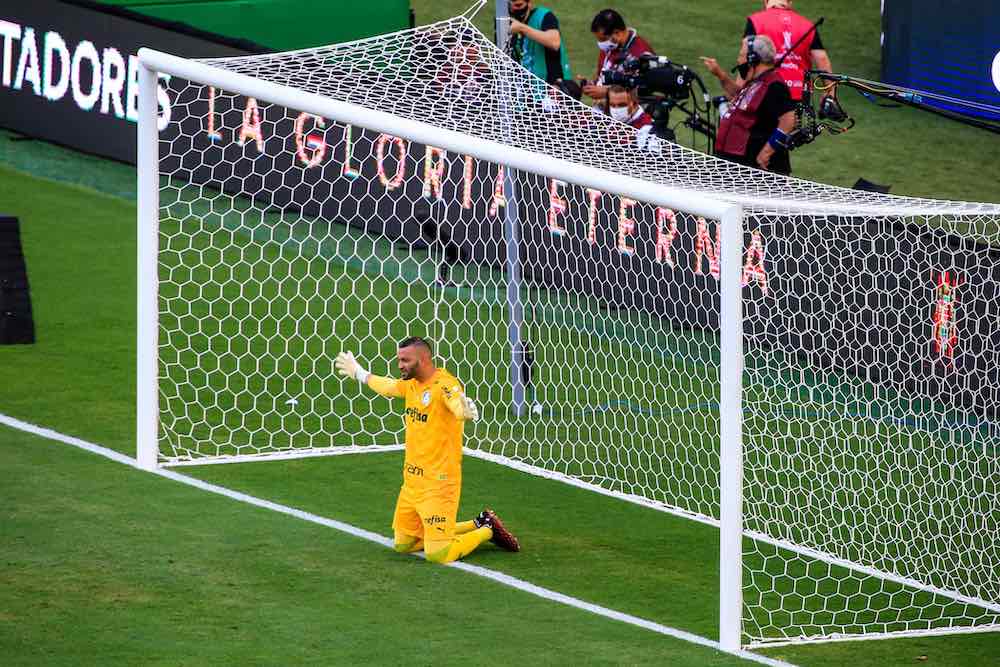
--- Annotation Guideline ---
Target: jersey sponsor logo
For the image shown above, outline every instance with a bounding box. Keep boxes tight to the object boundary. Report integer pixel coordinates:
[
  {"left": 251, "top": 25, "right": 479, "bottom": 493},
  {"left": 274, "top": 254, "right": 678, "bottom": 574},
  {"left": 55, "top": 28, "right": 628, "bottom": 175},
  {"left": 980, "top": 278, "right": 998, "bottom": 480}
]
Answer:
[
  {"left": 405, "top": 407, "right": 428, "bottom": 423},
  {"left": 423, "top": 514, "right": 446, "bottom": 527},
  {"left": 420, "top": 389, "right": 431, "bottom": 406},
  {"left": 405, "top": 462, "right": 424, "bottom": 477}
]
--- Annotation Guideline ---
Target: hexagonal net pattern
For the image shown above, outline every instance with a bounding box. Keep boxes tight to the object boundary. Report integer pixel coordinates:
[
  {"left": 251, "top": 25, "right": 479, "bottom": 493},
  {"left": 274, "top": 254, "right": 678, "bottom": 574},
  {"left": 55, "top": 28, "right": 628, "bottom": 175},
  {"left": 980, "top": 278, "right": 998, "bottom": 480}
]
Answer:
[
  {"left": 741, "top": 214, "right": 1000, "bottom": 646},
  {"left": 147, "top": 12, "right": 999, "bottom": 648}
]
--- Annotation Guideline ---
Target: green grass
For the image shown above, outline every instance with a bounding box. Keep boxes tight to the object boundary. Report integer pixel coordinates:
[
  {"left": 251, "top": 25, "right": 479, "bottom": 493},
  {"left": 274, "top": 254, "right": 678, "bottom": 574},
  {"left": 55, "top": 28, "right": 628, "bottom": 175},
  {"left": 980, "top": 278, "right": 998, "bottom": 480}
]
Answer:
[
  {"left": 0, "top": 166, "right": 747, "bottom": 667},
  {"left": 1, "top": 159, "right": 999, "bottom": 664},
  {"left": 412, "top": 0, "right": 1000, "bottom": 204},
  {"left": 2, "top": 428, "right": 759, "bottom": 667},
  {"left": 1, "top": 0, "right": 999, "bottom": 661}
]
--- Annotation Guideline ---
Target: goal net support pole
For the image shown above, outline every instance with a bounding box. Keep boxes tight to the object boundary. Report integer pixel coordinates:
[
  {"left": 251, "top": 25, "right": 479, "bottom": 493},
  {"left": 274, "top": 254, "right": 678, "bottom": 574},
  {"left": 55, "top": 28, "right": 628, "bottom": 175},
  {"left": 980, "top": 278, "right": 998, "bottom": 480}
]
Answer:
[
  {"left": 136, "top": 60, "right": 160, "bottom": 472},
  {"left": 720, "top": 204, "right": 746, "bottom": 652},
  {"left": 495, "top": 0, "right": 528, "bottom": 417}
]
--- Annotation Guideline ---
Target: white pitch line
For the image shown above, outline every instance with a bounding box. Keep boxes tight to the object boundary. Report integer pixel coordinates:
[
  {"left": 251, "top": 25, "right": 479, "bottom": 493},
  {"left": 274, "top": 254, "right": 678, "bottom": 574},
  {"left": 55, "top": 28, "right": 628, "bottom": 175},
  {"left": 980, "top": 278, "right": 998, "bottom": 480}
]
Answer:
[{"left": 0, "top": 412, "right": 795, "bottom": 667}]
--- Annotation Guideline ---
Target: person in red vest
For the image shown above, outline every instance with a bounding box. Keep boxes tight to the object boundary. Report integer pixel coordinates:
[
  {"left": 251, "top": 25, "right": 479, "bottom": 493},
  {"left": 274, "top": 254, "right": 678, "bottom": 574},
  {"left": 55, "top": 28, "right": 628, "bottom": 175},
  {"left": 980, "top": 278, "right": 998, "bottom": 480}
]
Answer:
[
  {"left": 712, "top": 35, "right": 797, "bottom": 174},
  {"left": 702, "top": 0, "right": 838, "bottom": 109},
  {"left": 581, "top": 9, "right": 655, "bottom": 108},
  {"left": 746, "top": 0, "right": 834, "bottom": 101}
]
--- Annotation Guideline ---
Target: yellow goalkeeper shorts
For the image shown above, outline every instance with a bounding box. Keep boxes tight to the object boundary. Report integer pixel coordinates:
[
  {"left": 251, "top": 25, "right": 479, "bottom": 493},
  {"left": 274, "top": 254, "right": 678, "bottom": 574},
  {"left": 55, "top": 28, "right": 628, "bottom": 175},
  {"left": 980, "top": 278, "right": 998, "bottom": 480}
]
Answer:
[{"left": 391, "top": 483, "right": 460, "bottom": 543}]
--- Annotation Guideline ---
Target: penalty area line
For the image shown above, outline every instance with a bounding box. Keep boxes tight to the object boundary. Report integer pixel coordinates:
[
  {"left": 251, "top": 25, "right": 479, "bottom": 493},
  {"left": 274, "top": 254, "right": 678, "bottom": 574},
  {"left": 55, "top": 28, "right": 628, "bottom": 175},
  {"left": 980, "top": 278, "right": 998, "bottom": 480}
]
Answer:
[{"left": 0, "top": 412, "right": 795, "bottom": 667}]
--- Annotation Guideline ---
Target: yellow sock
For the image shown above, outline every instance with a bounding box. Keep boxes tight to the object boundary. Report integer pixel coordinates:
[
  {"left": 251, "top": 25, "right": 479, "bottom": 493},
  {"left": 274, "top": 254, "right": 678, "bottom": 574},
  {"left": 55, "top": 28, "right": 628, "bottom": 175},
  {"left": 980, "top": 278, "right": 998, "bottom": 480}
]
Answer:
[
  {"left": 455, "top": 519, "right": 478, "bottom": 534},
  {"left": 393, "top": 536, "right": 424, "bottom": 554},
  {"left": 425, "top": 527, "right": 492, "bottom": 564}
]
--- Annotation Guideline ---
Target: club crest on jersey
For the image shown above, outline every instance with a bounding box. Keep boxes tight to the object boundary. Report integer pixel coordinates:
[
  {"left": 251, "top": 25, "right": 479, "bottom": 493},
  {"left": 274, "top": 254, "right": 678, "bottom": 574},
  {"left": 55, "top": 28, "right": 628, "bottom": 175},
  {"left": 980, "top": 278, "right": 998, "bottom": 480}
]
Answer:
[{"left": 421, "top": 390, "right": 431, "bottom": 406}]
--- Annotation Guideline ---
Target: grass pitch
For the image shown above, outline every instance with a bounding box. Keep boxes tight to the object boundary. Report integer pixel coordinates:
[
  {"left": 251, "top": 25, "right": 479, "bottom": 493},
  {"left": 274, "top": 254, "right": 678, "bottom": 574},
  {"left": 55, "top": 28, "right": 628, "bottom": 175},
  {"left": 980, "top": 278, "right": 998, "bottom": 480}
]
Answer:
[
  {"left": 2, "top": 159, "right": 999, "bottom": 664},
  {"left": 2, "top": 0, "right": 999, "bottom": 662}
]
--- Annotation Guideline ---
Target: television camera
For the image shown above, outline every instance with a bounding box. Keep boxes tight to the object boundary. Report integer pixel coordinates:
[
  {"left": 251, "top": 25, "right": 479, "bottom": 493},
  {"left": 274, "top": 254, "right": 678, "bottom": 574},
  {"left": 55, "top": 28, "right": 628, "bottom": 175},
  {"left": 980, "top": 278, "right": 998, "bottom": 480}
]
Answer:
[{"left": 603, "top": 54, "right": 716, "bottom": 151}]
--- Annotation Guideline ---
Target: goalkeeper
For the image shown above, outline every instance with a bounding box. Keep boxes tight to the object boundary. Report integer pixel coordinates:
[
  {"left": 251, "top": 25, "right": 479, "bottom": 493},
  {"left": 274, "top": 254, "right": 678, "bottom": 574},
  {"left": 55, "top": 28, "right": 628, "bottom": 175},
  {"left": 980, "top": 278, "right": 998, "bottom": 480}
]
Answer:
[{"left": 335, "top": 337, "right": 520, "bottom": 563}]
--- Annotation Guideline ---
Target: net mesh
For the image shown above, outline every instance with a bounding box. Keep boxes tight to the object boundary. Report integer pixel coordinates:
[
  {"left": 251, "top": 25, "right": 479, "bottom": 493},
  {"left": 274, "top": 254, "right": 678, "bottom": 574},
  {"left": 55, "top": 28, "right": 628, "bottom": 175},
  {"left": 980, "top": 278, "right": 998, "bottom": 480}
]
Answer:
[
  {"left": 200, "top": 14, "right": 1000, "bottom": 221},
  {"left": 152, "top": 12, "right": 1000, "bottom": 647}
]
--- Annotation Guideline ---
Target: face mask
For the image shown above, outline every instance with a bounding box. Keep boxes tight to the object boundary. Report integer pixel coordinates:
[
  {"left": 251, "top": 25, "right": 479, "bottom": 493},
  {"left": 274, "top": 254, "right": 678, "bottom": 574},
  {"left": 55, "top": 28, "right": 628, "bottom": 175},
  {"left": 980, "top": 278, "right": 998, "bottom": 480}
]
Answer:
[
  {"left": 597, "top": 39, "right": 616, "bottom": 53},
  {"left": 736, "top": 62, "right": 752, "bottom": 79},
  {"left": 609, "top": 106, "right": 631, "bottom": 122},
  {"left": 510, "top": 4, "right": 529, "bottom": 20}
]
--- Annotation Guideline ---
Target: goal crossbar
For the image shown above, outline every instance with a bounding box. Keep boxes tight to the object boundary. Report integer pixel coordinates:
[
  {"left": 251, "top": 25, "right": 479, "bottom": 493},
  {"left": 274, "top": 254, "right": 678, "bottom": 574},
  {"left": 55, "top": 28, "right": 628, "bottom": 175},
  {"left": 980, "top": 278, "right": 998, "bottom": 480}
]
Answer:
[{"left": 137, "top": 48, "right": 733, "bottom": 222}]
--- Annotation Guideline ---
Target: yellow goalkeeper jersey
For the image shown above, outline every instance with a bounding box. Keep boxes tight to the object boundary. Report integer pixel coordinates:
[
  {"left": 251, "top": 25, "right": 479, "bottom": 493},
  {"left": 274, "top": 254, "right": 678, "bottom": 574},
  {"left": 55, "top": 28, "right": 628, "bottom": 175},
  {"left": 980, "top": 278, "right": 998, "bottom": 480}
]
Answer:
[{"left": 390, "top": 368, "right": 466, "bottom": 491}]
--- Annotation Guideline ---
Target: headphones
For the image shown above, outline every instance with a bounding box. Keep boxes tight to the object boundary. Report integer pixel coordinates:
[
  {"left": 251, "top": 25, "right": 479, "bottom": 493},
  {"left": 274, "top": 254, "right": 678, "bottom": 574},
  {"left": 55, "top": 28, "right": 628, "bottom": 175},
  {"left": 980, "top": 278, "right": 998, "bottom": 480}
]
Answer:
[
  {"left": 729, "top": 34, "right": 761, "bottom": 75},
  {"left": 745, "top": 35, "right": 761, "bottom": 67}
]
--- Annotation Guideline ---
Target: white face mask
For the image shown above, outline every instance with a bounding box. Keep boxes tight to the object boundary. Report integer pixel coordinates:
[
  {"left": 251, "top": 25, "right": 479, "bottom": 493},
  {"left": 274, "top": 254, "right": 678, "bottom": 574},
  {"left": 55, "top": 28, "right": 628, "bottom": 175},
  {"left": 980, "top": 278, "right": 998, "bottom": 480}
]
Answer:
[
  {"left": 597, "top": 39, "right": 616, "bottom": 53},
  {"left": 609, "top": 106, "right": 631, "bottom": 122}
]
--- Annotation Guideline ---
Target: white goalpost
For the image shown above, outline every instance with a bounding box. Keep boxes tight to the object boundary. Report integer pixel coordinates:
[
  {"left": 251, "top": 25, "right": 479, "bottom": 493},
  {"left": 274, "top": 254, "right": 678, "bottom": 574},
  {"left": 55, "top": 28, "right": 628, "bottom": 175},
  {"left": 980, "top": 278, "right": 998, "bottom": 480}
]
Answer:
[{"left": 135, "top": 6, "right": 1000, "bottom": 652}]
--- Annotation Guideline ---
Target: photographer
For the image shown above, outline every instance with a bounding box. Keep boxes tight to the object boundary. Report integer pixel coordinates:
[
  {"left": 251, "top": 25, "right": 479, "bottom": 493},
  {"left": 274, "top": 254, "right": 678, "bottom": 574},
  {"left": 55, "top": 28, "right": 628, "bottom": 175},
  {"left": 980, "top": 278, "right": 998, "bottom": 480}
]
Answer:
[
  {"left": 713, "top": 36, "right": 797, "bottom": 174},
  {"left": 508, "top": 0, "right": 572, "bottom": 85},
  {"left": 582, "top": 9, "right": 655, "bottom": 106}
]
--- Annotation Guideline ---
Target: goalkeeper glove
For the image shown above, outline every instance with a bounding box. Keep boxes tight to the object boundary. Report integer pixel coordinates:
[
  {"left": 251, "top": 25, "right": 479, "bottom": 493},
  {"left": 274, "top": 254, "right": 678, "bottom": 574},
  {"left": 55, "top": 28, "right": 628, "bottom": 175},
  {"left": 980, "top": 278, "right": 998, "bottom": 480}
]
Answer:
[
  {"left": 335, "top": 351, "right": 370, "bottom": 383},
  {"left": 462, "top": 394, "right": 479, "bottom": 422}
]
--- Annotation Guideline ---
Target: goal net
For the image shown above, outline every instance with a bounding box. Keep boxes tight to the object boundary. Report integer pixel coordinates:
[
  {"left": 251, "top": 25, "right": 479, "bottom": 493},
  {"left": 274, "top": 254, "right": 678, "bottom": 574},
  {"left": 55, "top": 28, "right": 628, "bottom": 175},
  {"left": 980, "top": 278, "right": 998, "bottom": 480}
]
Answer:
[{"left": 136, "top": 9, "right": 1000, "bottom": 650}]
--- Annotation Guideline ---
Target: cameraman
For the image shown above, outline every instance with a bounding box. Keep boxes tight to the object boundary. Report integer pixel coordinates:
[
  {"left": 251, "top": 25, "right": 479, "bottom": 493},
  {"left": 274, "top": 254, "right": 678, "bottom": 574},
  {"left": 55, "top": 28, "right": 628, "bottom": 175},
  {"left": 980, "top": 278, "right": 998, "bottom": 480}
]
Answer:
[
  {"left": 582, "top": 9, "right": 655, "bottom": 106},
  {"left": 713, "top": 36, "right": 796, "bottom": 174}
]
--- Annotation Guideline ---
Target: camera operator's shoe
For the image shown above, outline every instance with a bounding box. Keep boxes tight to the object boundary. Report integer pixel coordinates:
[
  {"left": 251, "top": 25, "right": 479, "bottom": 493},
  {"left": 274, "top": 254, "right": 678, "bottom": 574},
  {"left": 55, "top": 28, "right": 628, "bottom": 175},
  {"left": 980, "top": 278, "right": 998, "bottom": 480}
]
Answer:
[{"left": 474, "top": 509, "right": 520, "bottom": 552}]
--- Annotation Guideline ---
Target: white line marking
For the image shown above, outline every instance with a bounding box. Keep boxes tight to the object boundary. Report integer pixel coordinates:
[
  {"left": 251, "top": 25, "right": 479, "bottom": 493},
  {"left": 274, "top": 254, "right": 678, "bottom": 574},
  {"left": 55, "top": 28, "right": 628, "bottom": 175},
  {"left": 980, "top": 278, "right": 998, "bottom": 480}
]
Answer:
[{"left": 0, "top": 412, "right": 795, "bottom": 667}]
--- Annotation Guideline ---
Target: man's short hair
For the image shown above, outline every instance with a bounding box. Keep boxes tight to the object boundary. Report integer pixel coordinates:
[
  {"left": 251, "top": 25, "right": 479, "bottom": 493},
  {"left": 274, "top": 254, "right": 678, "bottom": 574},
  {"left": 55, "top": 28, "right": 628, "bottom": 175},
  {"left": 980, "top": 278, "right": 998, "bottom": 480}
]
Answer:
[
  {"left": 591, "top": 9, "right": 626, "bottom": 35},
  {"left": 398, "top": 336, "right": 433, "bottom": 354},
  {"left": 607, "top": 85, "right": 637, "bottom": 104},
  {"left": 607, "top": 84, "right": 630, "bottom": 98},
  {"left": 748, "top": 34, "right": 776, "bottom": 65}
]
